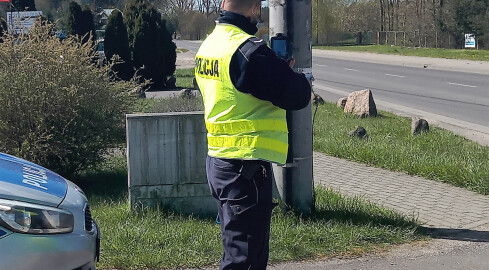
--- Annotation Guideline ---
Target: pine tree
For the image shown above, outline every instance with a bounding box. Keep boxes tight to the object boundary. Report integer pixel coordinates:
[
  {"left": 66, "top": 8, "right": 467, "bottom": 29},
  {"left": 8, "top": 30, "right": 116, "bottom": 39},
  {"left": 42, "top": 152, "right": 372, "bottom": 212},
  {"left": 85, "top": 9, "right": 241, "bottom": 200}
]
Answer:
[
  {"left": 66, "top": 1, "right": 83, "bottom": 37},
  {"left": 105, "top": 10, "right": 132, "bottom": 80},
  {"left": 12, "top": 0, "right": 36, "bottom": 11},
  {"left": 125, "top": 0, "right": 176, "bottom": 88},
  {"left": 66, "top": 2, "right": 95, "bottom": 45},
  {"left": 81, "top": 5, "right": 96, "bottom": 45},
  {"left": 123, "top": 0, "right": 148, "bottom": 50}
]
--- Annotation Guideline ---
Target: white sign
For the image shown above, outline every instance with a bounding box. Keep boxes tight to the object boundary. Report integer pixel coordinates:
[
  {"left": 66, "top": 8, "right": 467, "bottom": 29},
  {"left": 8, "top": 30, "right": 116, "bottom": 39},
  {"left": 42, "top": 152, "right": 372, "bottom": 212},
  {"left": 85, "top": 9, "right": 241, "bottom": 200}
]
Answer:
[
  {"left": 465, "top": 33, "right": 476, "bottom": 48},
  {"left": 6, "top": 11, "right": 43, "bottom": 35}
]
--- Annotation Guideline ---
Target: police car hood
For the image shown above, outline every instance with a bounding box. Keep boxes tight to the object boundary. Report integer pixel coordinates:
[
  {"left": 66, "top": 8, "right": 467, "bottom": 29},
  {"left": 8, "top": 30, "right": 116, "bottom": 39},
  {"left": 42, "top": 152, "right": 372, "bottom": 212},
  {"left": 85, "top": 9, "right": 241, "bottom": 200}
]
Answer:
[{"left": 0, "top": 153, "right": 68, "bottom": 207}]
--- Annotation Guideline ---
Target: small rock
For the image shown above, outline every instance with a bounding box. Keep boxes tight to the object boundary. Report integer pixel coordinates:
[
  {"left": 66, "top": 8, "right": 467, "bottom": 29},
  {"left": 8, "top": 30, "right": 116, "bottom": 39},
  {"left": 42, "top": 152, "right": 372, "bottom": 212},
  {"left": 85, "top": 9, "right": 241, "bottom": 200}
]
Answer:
[
  {"left": 348, "top": 126, "right": 368, "bottom": 139},
  {"left": 312, "top": 92, "right": 325, "bottom": 105},
  {"left": 337, "top": 97, "right": 348, "bottom": 108},
  {"left": 179, "top": 88, "right": 196, "bottom": 99},
  {"left": 344, "top": 89, "right": 377, "bottom": 117},
  {"left": 412, "top": 118, "right": 429, "bottom": 135}
]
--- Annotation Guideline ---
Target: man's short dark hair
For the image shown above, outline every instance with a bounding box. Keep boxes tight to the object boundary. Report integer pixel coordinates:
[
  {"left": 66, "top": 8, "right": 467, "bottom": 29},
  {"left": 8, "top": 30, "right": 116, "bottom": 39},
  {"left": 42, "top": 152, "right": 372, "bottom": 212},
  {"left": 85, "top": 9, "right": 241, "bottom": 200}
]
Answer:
[{"left": 226, "top": 0, "right": 261, "bottom": 10}]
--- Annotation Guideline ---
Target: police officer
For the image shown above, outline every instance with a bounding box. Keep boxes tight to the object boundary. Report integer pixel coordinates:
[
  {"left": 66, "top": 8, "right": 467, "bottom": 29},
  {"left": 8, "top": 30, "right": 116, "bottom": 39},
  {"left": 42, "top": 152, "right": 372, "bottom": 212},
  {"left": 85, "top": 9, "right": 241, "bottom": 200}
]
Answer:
[{"left": 195, "top": 0, "right": 311, "bottom": 269}]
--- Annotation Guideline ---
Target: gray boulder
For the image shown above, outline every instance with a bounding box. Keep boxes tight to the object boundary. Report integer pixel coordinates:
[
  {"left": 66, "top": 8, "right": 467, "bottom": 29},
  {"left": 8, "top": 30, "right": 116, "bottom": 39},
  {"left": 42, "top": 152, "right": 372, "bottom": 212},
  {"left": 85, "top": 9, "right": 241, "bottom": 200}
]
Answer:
[
  {"left": 348, "top": 126, "right": 368, "bottom": 139},
  {"left": 179, "top": 88, "right": 196, "bottom": 99},
  {"left": 337, "top": 97, "right": 348, "bottom": 108},
  {"left": 344, "top": 89, "right": 377, "bottom": 117},
  {"left": 412, "top": 118, "right": 430, "bottom": 135}
]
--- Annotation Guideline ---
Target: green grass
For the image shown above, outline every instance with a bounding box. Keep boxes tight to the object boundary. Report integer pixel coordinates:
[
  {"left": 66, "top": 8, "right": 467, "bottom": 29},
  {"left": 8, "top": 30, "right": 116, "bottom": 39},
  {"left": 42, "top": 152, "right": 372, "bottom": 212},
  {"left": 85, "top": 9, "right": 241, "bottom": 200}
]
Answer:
[
  {"left": 74, "top": 153, "right": 422, "bottom": 270},
  {"left": 131, "top": 68, "right": 202, "bottom": 113},
  {"left": 313, "top": 102, "right": 489, "bottom": 195},
  {"left": 176, "top": 48, "right": 190, "bottom": 53},
  {"left": 174, "top": 68, "right": 195, "bottom": 88},
  {"left": 315, "top": 45, "right": 489, "bottom": 61},
  {"left": 134, "top": 96, "right": 203, "bottom": 113}
]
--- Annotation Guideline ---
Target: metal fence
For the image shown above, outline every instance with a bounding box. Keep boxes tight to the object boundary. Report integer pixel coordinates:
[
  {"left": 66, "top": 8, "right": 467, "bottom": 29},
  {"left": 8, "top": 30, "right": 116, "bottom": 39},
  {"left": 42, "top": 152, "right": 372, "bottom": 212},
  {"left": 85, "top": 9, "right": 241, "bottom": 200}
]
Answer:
[
  {"left": 314, "top": 31, "right": 376, "bottom": 46},
  {"left": 378, "top": 31, "right": 465, "bottom": 49},
  {"left": 315, "top": 30, "right": 489, "bottom": 50}
]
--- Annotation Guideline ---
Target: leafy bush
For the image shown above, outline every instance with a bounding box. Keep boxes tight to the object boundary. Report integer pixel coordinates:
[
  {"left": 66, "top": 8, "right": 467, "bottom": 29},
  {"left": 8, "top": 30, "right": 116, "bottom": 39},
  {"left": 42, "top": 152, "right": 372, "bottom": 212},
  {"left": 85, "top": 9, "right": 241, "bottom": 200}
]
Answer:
[
  {"left": 0, "top": 17, "right": 7, "bottom": 39},
  {"left": 0, "top": 22, "right": 133, "bottom": 177}
]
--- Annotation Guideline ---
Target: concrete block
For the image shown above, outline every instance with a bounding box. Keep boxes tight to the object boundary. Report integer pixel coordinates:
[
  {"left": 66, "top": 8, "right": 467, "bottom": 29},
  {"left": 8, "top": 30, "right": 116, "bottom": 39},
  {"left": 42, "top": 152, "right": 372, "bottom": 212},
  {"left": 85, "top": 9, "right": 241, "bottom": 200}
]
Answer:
[{"left": 126, "top": 112, "right": 215, "bottom": 216}]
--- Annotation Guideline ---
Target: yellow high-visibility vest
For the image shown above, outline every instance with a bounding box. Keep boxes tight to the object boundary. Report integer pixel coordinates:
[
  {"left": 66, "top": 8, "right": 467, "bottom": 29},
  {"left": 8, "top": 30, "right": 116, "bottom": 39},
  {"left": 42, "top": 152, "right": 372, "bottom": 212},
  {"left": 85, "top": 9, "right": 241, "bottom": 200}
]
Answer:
[{"left": 195, "top": 23, "right": 288, "bottom": 164}]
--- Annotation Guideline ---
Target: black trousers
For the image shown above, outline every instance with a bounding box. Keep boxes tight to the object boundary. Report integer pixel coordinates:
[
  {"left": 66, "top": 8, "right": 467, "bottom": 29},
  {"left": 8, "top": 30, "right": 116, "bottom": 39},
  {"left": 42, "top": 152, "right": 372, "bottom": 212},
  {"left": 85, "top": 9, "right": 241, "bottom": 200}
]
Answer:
[{"left": 206, "top": 156, "right": 274, "bottom": 270}]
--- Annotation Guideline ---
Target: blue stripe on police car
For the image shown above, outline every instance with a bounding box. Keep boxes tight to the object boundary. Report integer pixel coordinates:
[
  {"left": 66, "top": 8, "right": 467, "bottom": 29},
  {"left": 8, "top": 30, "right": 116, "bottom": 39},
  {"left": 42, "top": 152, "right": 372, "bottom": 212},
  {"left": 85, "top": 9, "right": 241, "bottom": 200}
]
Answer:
[{"left": 0, "top": 154, "right": 67, "bottom": 199}]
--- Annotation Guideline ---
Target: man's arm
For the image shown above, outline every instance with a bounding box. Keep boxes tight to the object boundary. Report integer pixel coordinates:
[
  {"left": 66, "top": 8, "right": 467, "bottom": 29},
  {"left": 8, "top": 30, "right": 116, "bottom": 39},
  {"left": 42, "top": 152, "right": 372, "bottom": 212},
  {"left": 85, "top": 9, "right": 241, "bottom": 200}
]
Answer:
[{"left": 229, "top": 39, "right": 312, "bottom": 110}]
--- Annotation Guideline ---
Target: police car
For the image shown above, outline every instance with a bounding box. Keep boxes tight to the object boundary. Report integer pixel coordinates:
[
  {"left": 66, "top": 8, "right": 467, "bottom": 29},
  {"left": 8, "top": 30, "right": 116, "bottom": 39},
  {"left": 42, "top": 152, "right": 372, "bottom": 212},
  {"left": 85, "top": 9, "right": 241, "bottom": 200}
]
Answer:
[{"left": 0, "top": 153, "right": 100, "bottom": 270}]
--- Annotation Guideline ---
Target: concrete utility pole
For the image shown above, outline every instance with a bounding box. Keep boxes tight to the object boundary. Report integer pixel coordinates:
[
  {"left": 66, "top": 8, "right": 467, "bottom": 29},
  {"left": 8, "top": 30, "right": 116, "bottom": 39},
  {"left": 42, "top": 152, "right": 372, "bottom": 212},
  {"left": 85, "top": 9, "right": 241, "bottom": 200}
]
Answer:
[{"left": 270, "top": 0, "right": 314, "bottom": 214}]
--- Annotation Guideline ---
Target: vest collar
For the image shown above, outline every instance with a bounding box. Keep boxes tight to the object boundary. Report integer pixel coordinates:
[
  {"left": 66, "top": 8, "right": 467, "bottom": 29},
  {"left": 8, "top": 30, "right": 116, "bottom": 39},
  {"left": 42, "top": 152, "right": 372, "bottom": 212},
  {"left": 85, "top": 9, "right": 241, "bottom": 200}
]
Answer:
[{"left": 217, "top": 11, "right": 258, "bottom": 35}]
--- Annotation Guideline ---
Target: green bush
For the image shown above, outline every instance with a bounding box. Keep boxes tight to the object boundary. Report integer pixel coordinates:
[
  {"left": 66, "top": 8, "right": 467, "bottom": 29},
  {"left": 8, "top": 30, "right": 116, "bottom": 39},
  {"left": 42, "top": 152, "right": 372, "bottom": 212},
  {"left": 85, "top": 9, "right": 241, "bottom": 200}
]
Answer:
[
  {"left": 66, "top": 1, "right": 95, "bottom": 45},
  {"left": 0, "top": 17, "right": 7, "bottom": 39},
  {"left": 124, "top": 0, "right": 177, "bottom": 88},
  {"left": 105, "top": 9, "right": 132, "bottom": 80},
  {"left": 0, "top": 22, "right": 133, "bottom": 177}
]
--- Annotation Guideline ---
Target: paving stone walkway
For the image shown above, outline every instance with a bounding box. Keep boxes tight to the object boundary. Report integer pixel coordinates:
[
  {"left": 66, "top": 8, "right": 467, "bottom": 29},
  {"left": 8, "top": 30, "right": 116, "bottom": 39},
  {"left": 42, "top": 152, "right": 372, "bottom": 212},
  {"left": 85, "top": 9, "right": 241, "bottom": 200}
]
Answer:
[{"left": 314, "top": 152, "right": 489, "bottom": 229}]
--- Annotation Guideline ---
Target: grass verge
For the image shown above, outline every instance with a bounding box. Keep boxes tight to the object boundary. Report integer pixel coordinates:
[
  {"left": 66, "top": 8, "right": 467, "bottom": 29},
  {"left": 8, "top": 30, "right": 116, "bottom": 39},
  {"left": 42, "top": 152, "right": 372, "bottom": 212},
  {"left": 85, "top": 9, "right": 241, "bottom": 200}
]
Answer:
[
  {"left": 74, "top": 153, "right": 422, "bottom": 270},
  {"left": 131, "top": 68, "right": 202, "bottom": 113},
  {"left": 174, "top": 68, "right": 195, "bottom": 88},
  {"left": 176, "top": 48, "right": 190, "bottom": 53},
  {"left": 315, "top": 45, "right": 489, "bottom": 61},
  {"left": 313, "top": 102, "right": 489, "bottom": 195},
  {"left": 134, "top": 96, "right": 203, "bottom": 113}
]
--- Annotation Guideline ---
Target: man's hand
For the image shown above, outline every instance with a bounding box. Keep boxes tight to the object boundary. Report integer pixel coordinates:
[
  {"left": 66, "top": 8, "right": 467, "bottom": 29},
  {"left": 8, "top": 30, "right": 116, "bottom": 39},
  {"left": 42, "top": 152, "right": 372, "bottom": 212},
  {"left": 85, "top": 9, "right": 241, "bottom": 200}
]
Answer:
[{"left": 288, "top": 58, "right": 295, "bottom": 68}]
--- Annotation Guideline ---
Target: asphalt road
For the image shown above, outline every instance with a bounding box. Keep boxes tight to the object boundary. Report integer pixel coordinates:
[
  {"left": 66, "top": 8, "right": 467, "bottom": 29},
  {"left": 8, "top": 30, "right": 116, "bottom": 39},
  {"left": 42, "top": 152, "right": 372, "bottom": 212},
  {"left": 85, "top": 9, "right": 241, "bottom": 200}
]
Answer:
[
  {"left": 312, "top": 56, "right": 489, "bottom": 128},
  {"left": 269, "top": 240, "right": 489, "bottom": 270},
  {"left": 175, "top": 40, "right": 202, "bottom": 54}
]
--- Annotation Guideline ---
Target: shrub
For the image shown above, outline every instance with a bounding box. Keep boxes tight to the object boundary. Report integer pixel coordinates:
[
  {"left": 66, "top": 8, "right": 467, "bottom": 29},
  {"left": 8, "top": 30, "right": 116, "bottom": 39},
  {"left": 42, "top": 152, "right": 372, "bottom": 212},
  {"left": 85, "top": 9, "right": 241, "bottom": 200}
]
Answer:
[
  {"left": 105, "top": 9, "right": 132, "bottom": 80},
  {"left": 124, "top": 0, "right": 176, "bottom": 88},
  {"left": 0, "top": 17, "right": 7, "bottom": 39},
  {"left": 66, "top": 1, "right": 95, "bottom": 45},
  {"left": 0, "top": 21, "right": 133, "bottom": 177},
  {"left": 66, "top": 1, "right": 83, "bottom": 37}
]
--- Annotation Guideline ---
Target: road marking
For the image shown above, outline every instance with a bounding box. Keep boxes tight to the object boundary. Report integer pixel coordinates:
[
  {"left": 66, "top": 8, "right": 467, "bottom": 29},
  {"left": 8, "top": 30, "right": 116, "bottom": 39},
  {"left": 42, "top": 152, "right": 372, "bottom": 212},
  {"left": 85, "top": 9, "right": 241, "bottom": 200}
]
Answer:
[
  {"left": 315, "top": 64, "right": 326, "bottom": 67},
  {"left": 385, "top": 73, "right": 405, "bottom": 78},
  {"left": 447, "top": 82, "right": 477, "bottom": 88},
  {"left": 345, "top": 68, "right": 359, "bottom": 72}
]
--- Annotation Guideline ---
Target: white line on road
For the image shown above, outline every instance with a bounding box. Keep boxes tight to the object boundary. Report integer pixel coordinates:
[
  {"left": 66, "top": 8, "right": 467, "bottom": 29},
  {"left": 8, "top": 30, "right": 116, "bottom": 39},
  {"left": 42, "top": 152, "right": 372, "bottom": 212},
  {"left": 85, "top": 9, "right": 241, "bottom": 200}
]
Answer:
[
  {"left": 385, "top": 73, "right": 405, "bottom": 78},
  {"left": 447, "top": 82, "right": 477, "bottom": 88},
  {"left": 345, "top": 68, "right": 359, "bottom": 72},
  {"left": 315, "top": 64, "right": 326, "bottom": 67}
]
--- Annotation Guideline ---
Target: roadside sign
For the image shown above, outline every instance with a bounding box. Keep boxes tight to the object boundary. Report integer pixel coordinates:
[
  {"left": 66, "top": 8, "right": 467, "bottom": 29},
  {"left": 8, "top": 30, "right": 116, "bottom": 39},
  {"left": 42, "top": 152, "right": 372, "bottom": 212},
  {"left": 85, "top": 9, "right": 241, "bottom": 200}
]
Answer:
[
  {"left": 7, "top": 11, "right": 43, "bottom": 35},
  {"left": 464, "top": 33, "right": 476, "bottom": 48}
]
